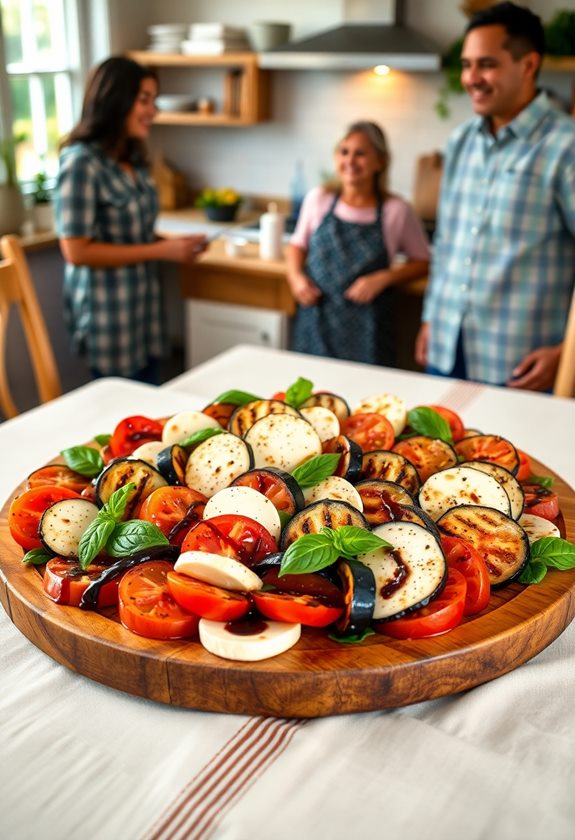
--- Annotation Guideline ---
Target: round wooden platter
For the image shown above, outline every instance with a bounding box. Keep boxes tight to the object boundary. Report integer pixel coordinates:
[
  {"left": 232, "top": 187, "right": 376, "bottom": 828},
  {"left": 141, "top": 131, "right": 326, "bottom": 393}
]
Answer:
[{"left": 1, "top": 456, "right": 575, "bottom": 719}]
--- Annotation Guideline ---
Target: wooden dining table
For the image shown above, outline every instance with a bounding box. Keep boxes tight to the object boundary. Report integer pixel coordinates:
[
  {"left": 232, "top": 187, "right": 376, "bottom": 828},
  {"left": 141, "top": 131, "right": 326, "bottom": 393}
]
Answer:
[{"left": 1, "top": 344, "right": 574, "bottom": 840}]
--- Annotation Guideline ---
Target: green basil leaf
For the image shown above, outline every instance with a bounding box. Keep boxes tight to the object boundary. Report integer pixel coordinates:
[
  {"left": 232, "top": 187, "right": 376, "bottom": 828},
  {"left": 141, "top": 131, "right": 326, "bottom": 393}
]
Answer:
[
  {"left": 279, "top": 531, "right": 337, "bottom": 576},
  {"left": 518, "top": 559, "right": 548, "bottom": 584},
  {"left": 212, "top": 389, "right": 261, "bottom": 405},
  {"left": 527, "top": 475, "right": 554, "bottom": 489},
  {"left": 94, "top": 433, "right": 111, "bottom": 446},
  {"left": 106, "top": 520, "right": 169, "bottom": 558},
  {"left": 284, "top": 377, "right": 314, "bottom": 408},
  {"left": 291, "top": 453, "right": 341, "bottom": 488},
  {"left": 78, "top": 515, "right": 116, "bottom": 569},
  {"left": 331, "top": 526, "right": 393, "bottom": 559},
  {"left": 179, "top": 427, "right": 224, "bottom": 448},
  {"left": 328, "top": 627, "right": 376, "bottom": 645},
  {"left": 22, "top": 547, "right": 53, "bottom": 566},
  {"left": 61, "top": 445, "right": 104, "bottom": 477},
  {"left": 407, "top": 407, "right": 453, "bottom": 444},
  {"left": 103, "top": 483, "right": 136, "bottom": 522},
  {"left": 278, "top": 510, "right": 292, "bottom": 529},
  {"left": 530, "top": 537, "right": 575, "bottom": 570}
]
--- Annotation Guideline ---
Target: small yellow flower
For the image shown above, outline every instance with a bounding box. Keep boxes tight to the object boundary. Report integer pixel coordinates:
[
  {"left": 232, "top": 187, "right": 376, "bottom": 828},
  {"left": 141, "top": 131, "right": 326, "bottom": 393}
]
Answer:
[{"left": 196, "top": 187, "right": 241, "bottom": 208}]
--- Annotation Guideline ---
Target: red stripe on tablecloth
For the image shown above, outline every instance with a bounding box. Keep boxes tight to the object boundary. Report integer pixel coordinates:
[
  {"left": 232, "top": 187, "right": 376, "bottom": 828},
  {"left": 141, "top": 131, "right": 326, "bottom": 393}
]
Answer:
[
  {"left": 435, "top": 380, "right": 485, "bottom": 415},
  {"left": 144, "top": 716, "right": 305, "bottom": 840}
]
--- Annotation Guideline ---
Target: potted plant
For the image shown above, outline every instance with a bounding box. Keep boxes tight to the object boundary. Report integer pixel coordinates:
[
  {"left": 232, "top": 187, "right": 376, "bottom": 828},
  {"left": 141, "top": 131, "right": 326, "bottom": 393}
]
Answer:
[
  {"left": 30, "top": 171, "right": 54, "bottom": 231},
  {"left": 0, "top": 133, "right": 26, "bottom": 236},
  {"left": 195, "top": 187, "right": 241, "bottom": 222}
]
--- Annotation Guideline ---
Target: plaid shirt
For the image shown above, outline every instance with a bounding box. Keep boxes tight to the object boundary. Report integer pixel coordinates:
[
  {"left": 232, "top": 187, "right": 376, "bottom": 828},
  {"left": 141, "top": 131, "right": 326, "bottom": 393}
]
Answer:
[
  {"left": 423, "top": 92, "right": 575, "bottom": 384},
  {"left": 55, "top": 143, "right": 167, "bottom": 376}
]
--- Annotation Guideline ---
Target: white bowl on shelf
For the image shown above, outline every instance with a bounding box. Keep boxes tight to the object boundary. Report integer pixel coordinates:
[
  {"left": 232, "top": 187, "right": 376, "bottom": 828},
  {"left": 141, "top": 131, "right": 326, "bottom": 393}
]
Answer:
[{"left": 156, "top": 95, "right": 196, "bottom": 112}]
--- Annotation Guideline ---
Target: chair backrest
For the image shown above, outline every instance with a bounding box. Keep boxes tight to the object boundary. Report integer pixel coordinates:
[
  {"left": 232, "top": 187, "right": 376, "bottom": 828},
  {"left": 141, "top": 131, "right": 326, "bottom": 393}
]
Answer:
[
  {"left": 554, "top": 291, "right": 575, "bottom": 398},
  {"left": 411, "top": 151, "right": 443, "bottom": 222},
  {"left": 0, "top": 234, "right": 62, "bottom": 418}
]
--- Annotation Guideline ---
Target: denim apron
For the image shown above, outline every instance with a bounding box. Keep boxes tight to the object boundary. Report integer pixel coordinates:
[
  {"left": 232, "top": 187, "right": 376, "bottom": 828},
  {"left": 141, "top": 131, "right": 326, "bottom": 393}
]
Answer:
[{"left": 291, "top": 194, "right": 394, "bottom": 365}]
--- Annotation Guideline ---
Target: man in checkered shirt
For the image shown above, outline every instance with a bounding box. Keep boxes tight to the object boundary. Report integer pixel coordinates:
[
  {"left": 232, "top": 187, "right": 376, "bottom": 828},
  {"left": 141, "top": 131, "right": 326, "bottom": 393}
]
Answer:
[{"left": 416, "top": 2, "right": 575, "bottom": 391}]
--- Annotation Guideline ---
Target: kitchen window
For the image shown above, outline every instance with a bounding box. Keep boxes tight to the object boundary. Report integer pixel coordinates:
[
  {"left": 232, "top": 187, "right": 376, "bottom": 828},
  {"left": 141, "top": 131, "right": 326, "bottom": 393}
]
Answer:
[{"left": 0, "top": 0, "right": 87, "bottom": 184}]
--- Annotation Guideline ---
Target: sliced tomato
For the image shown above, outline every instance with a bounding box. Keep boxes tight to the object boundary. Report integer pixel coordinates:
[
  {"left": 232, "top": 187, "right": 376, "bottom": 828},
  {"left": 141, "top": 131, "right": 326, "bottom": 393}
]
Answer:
[
  {"left": 252, "top": 590, "right": 343, "bottom": 627},
  {"left": 43, "top": 558, "right": 119, "bottom": 607},
  {"left": 342, "top": 412, "right": 395, "bottom": 452},
  {"left": 109, "top": 415, "right": 164, "bottom": 459},
  {"left": 230, "top": 468, "right": 303, "bottom": 515},
  {"left": 374, "top": 568, "right": 467, "bottom": 639},
  {"left": 166, "top": 572, "right": 251, "bottom": 621},
  {"left": 392, "top": 436, "right": 457, "bottom": 483},
  {"left": 259, "top": 566, "right": 344, "bottom": 602},
  {"left": 440, "top": 535, "right": 491, "bottom": 615},
  {"left": 8, "top": 485, "right": 82, "bottom": 551},
  {"left": 27, "top": 464, "right": 92, "bottom": 494},
  {"left": 271, "top": 391, "right": 286, "bottom": 401},
  {"left": 522, "top": 483, "right": 560, "bottom": 521},
  {"left": 202, "top": 402, "right": 237, "bottom": 428},
  {"left": 515, "top": 449, "right": 532, "bottom": 482},
  {"left": 181, "top": 514, "right": 278, "bottom": 567},
  {"left": 118, "top": 560, "right": 199, "bottom": 640},
  {"left": 138, "top": 486, "right": 208, "bottom": 546},
  {"left": 424, "top": 405, "right": 465, "bottom": 443},
  {"left": 454, "top": 435, "right": 520, "bottom": 475}
]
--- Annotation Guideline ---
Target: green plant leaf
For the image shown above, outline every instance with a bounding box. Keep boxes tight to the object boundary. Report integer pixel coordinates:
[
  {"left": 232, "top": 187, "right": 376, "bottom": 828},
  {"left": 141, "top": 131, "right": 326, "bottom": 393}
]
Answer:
[
  {"left": 530, "top": 537, "right": 575, "bottom": 570},
  {"left": 279, "top": 531, "right": 337, "bottom": 576},
  {"left": 61, "top": 445, "right": 104, "bottom": 477},
  {"left": 407, "top": 407, "right": 453, "bottom": 444},
  {"left": 104, "top": 483, "right": 135, "bottom": 521},
  {"left": 284, "top": 377, "right": 313, "bottom": 408},
  {"left": 179, "top": 427, "right": 224, "bottom": 448},
  {"left": 78, "top": 515, "right": 116, "bottom": 570},
  {"left": 518, "top": 560, "right": 548, "bottom": 585},
  {"left": 106, "top": 520, "right": 169, "bottom": 558},
  {"left": 328, "top": 627, "right": 376, "bottom": 645},
  {"left": 212, "top": 389, "right": 261, "bottom": 405},
  {"left": 22, "top": 547, "right": 53, "bottom": 566},
  {"left": 527, "top": 475, "right": 554, "bottom": 489},
  {"left": 94, "top": 433, "right": 111, "bottom": 446},
  {"left": 291, "top": 453, "right": 341, "bottom": 488},
  {"left": 331, "top": 526, "right": 393, "bottom": 559}
]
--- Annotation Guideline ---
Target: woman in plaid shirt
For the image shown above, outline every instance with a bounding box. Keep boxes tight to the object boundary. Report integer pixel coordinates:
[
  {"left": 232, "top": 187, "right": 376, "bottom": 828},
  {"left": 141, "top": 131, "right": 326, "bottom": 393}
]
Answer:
[{"left": 55, "top": 57, "right": 207, "bottom": 383}]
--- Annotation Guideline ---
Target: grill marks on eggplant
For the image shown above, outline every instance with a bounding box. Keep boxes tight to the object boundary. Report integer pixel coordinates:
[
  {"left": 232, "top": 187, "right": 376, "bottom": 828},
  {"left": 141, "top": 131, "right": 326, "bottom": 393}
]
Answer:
[
  {"left": 300, "top": 392, "right": 351, "bottom": 424},
  {"left": 228, "top": 399, "right": 301, "bottom": 438},
  {"left": 96, "top": 458, "right": 168, "bottom": 517},
  {"left": 418, "top": 465, "right": 511, "bottom": 522},
  {"left": 280, "top": 500, "right": 368, "bottom": 549},
  {"left": 360, "top": 451, "right": 420, "bottom": 496},
  {"left": 322, "top": 435, "right": 362, "bottom": 483}
]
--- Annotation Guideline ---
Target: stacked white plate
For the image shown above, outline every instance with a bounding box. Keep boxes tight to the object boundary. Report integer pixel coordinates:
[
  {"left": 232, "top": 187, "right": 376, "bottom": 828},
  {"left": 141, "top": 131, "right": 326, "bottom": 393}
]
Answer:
[{"left": 147, "top": 23, "right": 188, "bottom": 53}]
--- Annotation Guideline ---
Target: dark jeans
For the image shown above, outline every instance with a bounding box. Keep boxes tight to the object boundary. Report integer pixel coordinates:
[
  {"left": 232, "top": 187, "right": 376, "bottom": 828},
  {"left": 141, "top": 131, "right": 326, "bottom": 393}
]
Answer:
[
  {"left": 90, "top": 358, "right": 161, "bottom": 386},
  {"left": 426, "top": 331, "right": 468, "bottom": 380}
]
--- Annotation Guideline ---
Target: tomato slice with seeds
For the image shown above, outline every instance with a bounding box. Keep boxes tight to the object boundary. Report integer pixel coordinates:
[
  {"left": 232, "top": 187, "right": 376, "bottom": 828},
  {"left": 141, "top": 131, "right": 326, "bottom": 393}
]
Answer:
[
  {"left": 166, "top": 572, "right": 251, "bottom": 621},
  {"left": 138, "top": 486, "right": 208, "bottom": 546},
  {"left": 109, "top": 415, "right": 164, "bottom": 459},
  {"left": 454, "top": 435, "right": 520, "bottom": 475},
  {"left": 342, "top": 413, "right": 395, "bottom": 452},
  {"left": 392, "top": 436, "right": 458, "bottom": 483},
  {"left": 515, "top": 449, "right": 532, "bottom": 482},
  {"left": 27, "top": 464, "right": 92, "bottom": 494},
  {"left": 118, "top": 560, "right": 199, "bottom": 640},
  {"left": 252, "top": 590, "right": 344, "bottom": 627},
  {"left": 181, "top": 514, "right": 278, "bottom": 568},
  {"left": 230, "top": 468, "right": 304, "bottom": 515},
  {"left": 43, "top": 558, "right": 119, "bottom": 607},
  {"left": 440, "top": 535, "right": 491, "bottom": 615},
  {"left": 522, "top": 483, "right": 560, "bottom": 521},
  {"left": 374, "top": 568, "right": 467, "bottom": 639},
  {"left": 8, "top": 485, "right": 82, "bottom": 550}
]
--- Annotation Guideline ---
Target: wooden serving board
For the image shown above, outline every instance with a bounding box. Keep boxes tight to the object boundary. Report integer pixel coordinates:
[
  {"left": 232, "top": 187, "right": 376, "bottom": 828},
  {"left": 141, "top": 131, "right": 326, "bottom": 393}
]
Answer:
[{"left": 1, "top": 457, "right": 574, "bottom": 719}]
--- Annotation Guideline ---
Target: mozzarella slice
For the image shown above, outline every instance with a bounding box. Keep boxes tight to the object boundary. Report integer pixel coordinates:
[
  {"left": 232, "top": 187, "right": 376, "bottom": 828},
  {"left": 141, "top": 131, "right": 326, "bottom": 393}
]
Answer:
[
  {"left": 199, "top": 617, "right": 301, "bottom": 661},
  {"left": 203, "top": 485, "right": 282, "bottom": 540},
  {"left": 352, "top": 393, "right": 407, "bottom": 436},
  {"left": 162, "top": 410, "right": 221, "bottom": 445},
  {"left": 302, "top": 475, "right": 363, "bottom": 511},
  {"left": 418, "top": 466, "right": 511, "bottom": 522},
  {"left": 519, "top": 513, "right": 560, "bottom": 543},
  {"left": 130, "top": 440, "right": 165, "bottom": 466},
  {"left": 185, "top": 433, "right": 253, "bottom": 497},
  {"left": 175, "top": 550, "right": 263, "bottom": 591},
  {"left": 244, "top": 414, "right": 322, "bottom": 473},
  {"left": 299, "top": 406, "right": 340, "bottom": 442}
]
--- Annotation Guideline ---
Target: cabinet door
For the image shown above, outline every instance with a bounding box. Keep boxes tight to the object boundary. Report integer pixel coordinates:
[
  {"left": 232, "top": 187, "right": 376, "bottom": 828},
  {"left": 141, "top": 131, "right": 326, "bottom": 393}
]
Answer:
[{"left": 185, "top": 300, "right": 288, "bottom": 368}]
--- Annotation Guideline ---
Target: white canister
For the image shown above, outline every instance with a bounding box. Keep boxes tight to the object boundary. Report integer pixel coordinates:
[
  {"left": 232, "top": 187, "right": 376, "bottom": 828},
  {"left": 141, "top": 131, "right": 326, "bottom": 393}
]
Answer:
[{"left": 259, "top": 202, "right": 284, "bottom": 261}]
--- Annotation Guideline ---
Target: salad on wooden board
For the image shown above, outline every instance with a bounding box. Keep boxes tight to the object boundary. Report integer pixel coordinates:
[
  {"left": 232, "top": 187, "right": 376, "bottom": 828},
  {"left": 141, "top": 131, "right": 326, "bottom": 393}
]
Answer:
[{"left": 7, "top": 377, "right": 575, "bottom": 662}]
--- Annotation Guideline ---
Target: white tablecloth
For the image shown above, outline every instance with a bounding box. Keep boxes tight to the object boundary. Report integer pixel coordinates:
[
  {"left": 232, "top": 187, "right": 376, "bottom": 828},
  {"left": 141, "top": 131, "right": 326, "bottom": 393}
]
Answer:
[{"left": 1, "top": 347, "right": 575, "bottom": 840}]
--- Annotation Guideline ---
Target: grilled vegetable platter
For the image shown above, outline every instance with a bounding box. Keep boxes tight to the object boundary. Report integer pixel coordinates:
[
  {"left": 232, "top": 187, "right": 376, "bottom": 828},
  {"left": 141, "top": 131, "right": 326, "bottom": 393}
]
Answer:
[{"left": 1, "top": 377, "right": 575, "bottom": 718}]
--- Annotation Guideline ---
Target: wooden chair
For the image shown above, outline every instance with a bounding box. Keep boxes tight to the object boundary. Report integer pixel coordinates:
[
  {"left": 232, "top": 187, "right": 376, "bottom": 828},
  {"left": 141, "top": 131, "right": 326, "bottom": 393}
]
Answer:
[
  {"left": 0, "top": 234, "right": 62, "bottom": 418},
  {"left": 553, "top": 292, "right": 575, "bottom": 398}
]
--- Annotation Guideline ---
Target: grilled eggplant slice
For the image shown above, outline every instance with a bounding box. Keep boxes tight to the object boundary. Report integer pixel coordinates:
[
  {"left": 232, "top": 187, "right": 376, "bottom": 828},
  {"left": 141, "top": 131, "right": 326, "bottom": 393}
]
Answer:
[
  {"left": 355, "top": 479, "right": 415, "bottom": 525},
  {"left": 360, "top": 450, "right": 420, "bottom": 496},
  {"left": 302, "top": 476, "right": 363, "bottom": 511},
  {"left": 228, "top": 399, "right": 301, "bottom": 438},
  {"left": 454, "top": 434, "right": 520, "bottom": 475},
  {"left": 322, "top": 434, "right": 362, "bottom": 483},
  {"left": 333, "top": 559, "right": 376, "bottom": 636},
  {"left": 40, "top": 498, "right": 99, "bottom": 557},
  {"left": 280, "top": 499, "right": 369, "bottom": 549},
  {"left": 300, "top": 391, "right": 351, "bottom": 424},
  {"left": 96, "top": 458, "right": 167, "bottom": 517},
  {"left": 185, "top": 433, "right": 253, "bottom": 498},
  {"left": 437, "top": 504, "right": 529, "bottom": 587},
  {"left": 360, "top": 521, "right": 447, "bottom": 621},
  {"left": 231, "top": 467, "right": 304, "bottom": 516},
  {"left": 418, "top": 465, "right": 512, "bottom": 522},
  {"left": 156, "top": 444, "right": 188, "bottom": 485},
  {"left": 299, "top": 406, "right": 340, "bottom": 442},
  {"left": 459, "top": 460, "right": 524, "bottom": 520}
]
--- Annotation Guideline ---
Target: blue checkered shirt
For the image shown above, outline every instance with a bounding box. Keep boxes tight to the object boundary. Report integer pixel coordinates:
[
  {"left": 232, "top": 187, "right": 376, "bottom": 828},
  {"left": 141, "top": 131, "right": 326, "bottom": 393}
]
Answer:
[
  {"left": 55, "top": 143, "right": 167, "bottom": 376},
  {"left": 423, "top": 92, "right": 575, "bottom": 384}
]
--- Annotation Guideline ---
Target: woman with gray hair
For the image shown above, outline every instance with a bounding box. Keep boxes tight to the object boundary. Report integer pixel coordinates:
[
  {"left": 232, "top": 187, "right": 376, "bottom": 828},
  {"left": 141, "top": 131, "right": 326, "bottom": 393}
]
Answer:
[{"left": 287, "top": 120, "right": 429, "bottom": 365}]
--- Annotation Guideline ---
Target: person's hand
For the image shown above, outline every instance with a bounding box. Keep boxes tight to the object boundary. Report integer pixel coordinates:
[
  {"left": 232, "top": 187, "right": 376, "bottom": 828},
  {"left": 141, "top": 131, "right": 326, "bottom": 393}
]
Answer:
[
  {"left": 345, "top": 271, "right": 390, "bottom": 304},
  {"left": 289, "top": 272, "right": 322, "bottom": 307},
  {"left": 506, "top": 345, "right": 562, "bottom": 391},
  {"left": 160, "top": 235, "right": 209, "bottom": 263},
  {"left": 415, "top": 323, "right": 430, "bottom": 368}
]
